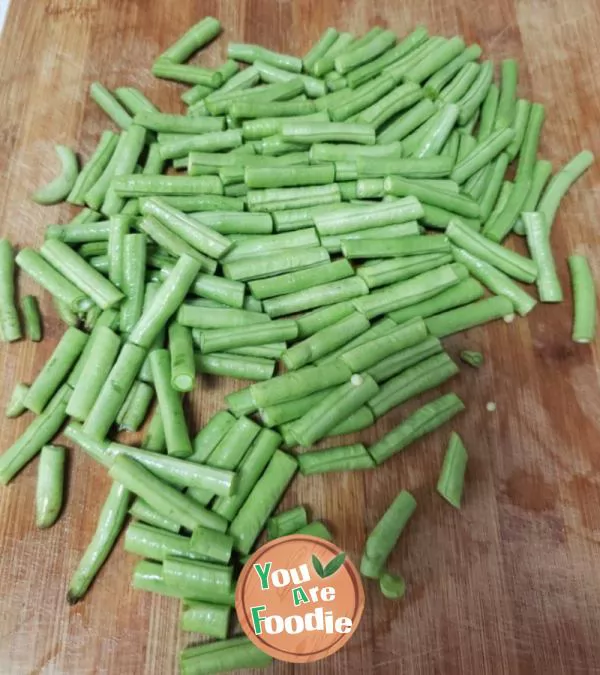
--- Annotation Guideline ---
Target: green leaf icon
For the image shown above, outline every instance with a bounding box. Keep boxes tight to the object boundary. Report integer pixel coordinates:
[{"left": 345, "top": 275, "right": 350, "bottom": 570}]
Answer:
[
  {"left": 312, "top": 554, "right": 325, "bottom": 578},
  {"left": 323, "top": 552, "right": 346, "bottom": 577}
]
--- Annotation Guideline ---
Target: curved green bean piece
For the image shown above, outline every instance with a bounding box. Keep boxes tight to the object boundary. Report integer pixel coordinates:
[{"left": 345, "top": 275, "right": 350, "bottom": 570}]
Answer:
[
  {"left": 32, "top": 145, "right": 79, "bottom": 205},
  {"left": 437, "top": 432, "right": 468, "bottom": 508},
  {"left": 36, "top": 445, "right": 66, "bottom": 528},
  {"left": 537, "top": 150, "right": 595, "bottom": 232},
  {"left": 67, "top": 481, "right": 130, "bottom": 603},
  {"left": 568, "top": 254, "right": 597, "bottom": 343},
  {"left": 68, "top": 131, "right": 118, "bottom": 205},
  {"left": 452, "top": 246, "right": 535, "bottom": 316},
  {"left": 522, "top": 211, "right": 562, "bottom": 302},
  {"left": 369, "top": 392, "right": 465, "bottom": 465},
  {"left": 360, "top": 490, "right": 416, "bottom": 579}
]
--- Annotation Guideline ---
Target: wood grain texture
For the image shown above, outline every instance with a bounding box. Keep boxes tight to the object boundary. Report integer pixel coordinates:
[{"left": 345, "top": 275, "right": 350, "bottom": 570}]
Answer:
[{"left": 1, "top": 1, "right": 599, "bottom": 673}]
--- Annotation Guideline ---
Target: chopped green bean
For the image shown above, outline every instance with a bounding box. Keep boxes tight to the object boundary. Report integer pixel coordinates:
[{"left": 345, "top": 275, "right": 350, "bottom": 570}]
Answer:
[
  {"left": 568, "top": 254, "right": 596, "bottom": 343},
  {"left": 437, "top": 432, "right": 468, "bottom": 508}
]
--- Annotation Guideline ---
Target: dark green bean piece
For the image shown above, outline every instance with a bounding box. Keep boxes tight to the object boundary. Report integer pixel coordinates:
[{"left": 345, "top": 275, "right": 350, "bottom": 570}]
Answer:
[{"left": 460, "top": 350, "right": 484, "bottom": 368}]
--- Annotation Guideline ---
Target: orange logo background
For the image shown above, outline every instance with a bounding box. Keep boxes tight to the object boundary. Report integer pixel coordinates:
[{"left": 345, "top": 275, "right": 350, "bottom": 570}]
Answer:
[{"left": 236, "top": 534, "right": 365, "bottom": 663}]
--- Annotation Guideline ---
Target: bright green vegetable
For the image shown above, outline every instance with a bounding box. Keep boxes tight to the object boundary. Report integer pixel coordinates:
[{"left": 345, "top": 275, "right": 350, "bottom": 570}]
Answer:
[
  {"left": 36, "top": 445, "right": 66, "bottom": 528},
  {"left": 437, "top": 432, "right": 468, "bottom": 508}
]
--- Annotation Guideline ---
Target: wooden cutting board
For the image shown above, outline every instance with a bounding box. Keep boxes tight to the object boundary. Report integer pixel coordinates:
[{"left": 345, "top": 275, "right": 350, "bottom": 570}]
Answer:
[{"left": 1, "top": 0, "right": 599, "bottom": 673}]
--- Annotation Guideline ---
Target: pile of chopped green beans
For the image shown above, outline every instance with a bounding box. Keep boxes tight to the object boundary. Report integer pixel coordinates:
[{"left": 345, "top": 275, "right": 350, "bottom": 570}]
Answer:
[{"left": 0, "top": 15, "right": 596, "bottom": 674}]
